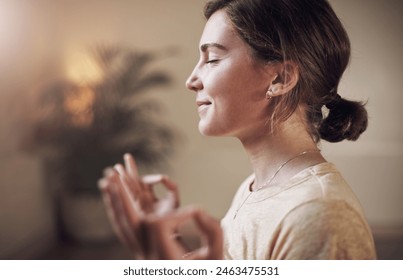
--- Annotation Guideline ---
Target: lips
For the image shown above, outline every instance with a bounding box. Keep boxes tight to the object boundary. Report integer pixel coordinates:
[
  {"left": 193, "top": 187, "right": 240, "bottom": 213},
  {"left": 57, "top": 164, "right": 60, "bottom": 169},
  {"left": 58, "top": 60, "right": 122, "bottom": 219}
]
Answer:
[
  {"left": 196, "top": 99, "right": 212, "bottom": 113},
  {"left": 196, "top": 100, "right": 212, "bottom": 107}
]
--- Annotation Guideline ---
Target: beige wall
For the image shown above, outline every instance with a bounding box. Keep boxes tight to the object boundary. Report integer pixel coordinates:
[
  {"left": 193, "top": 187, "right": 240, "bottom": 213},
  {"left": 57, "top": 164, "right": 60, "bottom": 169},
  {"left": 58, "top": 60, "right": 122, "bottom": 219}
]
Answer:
[
  {"left": 323, "top": 0, "right": 403, "bottom": 226},
  {"left": 0, "top": 0, "right": 402, "bottom": 257}
]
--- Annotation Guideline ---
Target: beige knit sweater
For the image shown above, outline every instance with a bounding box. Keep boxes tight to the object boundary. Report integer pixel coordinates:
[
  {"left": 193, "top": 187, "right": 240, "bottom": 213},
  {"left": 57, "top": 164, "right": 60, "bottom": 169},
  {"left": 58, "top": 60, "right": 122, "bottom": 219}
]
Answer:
[{"left": 221, "top": 162, "right": 376, "bottom": 259}]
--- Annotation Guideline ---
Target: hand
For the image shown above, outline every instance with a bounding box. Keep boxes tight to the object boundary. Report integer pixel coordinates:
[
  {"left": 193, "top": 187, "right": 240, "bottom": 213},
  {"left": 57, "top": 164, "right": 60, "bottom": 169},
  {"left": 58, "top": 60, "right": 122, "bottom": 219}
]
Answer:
[
  {"left": 98, "top": 153, "right": 179, "bottom": 258},
  {"left": 143, "top": 207, "right": 223, "bottom": 259},
  {"left": 113, "top": 153, "right": 179, "bottom": 215}
]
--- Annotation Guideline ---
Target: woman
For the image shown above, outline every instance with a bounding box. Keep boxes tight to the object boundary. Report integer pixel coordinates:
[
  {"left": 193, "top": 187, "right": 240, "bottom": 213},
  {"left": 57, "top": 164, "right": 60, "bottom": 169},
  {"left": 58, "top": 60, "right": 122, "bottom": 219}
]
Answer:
[{"left": 98, "top": 0, "right": 376, "bottom": 259}]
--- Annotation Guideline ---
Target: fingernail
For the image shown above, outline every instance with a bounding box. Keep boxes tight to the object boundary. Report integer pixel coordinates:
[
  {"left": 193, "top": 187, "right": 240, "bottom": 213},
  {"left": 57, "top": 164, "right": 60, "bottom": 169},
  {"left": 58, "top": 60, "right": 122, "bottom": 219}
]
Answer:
[
  {"left": 103, "top": 167, "right": 110, "bottom": 174},
  {"left": 142, "top": 174, "right": 163, "bottom": 184},
  {"left": 105, "top": 168, "right": 115, "bottom": 177},
  {"left": 98, "top": 179, "right": 108, "bottom": 190}
]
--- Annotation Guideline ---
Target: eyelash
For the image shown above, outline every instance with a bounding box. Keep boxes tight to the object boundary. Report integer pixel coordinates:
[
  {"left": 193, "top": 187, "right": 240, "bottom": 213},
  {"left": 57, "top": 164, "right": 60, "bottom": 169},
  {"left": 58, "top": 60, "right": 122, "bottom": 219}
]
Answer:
[{"left": 206, "top": 59, "right": 219, "bottom": 64}]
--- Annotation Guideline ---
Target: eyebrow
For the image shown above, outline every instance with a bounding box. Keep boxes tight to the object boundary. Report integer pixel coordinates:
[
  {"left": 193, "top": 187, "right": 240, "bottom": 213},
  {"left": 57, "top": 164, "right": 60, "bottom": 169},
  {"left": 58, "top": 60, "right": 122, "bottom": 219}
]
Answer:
[{"left": 200, "top": 43, "right": 228, "bottom": 52}]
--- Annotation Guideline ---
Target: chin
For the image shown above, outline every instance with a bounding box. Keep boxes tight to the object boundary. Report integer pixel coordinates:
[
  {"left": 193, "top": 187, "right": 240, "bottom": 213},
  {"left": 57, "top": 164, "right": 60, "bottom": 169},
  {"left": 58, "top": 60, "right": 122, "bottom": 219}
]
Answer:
[
  {"left": 198, "top": 122, "right": 218, "bottom": 136},
  {"left": 198, "top": 121, "right": 230, "bottom": 137},
  {"left": 198, "top": 126, "right": 213, "bottom": 136}
]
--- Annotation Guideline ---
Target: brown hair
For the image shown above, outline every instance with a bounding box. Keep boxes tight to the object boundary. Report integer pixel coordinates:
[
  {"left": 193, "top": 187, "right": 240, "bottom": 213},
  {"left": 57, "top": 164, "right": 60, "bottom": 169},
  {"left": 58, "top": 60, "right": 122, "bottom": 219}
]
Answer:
[{"left": 204, "top": 0, "right": 367, "bottom": 142}]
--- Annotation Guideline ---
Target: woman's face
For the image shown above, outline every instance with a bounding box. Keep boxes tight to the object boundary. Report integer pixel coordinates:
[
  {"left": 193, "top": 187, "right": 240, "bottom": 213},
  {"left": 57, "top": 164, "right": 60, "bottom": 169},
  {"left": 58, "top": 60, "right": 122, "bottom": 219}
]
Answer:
[{"left": 186, "top": 10, "right": 276, "bottom": 139}]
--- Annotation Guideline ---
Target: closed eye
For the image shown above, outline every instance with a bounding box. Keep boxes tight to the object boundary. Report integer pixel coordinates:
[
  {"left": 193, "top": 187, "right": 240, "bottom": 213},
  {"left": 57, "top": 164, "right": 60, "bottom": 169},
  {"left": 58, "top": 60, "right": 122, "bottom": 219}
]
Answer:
[{"left": 206, "top": 59, "right": 220, "bottom": 64}]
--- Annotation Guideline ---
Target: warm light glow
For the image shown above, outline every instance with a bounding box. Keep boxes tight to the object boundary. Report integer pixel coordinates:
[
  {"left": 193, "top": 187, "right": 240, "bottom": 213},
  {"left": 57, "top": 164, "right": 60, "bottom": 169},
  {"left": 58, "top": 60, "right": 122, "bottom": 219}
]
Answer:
[
  {"left": 0, "top": 2, "right": 24, "bottom": 60},
  {"left": 0, "top": 3, "right": 12, "bottom": 53},
  {"left": 64, "top": 47, "right": 103, "bottom": 84},
  {"left": 63, "top": 86, "right": 95, "bottom": 127}
]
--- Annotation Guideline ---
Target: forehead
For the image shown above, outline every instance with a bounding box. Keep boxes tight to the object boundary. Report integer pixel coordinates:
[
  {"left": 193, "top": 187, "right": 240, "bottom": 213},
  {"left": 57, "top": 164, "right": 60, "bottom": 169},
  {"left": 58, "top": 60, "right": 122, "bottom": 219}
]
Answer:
[{"left": 199, "top": 10, "right": 241, "bottom": 48}]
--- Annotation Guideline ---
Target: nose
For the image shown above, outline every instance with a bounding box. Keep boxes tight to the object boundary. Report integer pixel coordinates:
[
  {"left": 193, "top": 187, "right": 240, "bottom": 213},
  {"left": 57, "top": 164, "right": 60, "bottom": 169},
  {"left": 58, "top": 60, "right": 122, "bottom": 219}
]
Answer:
[{"left": 185, "top": 67, "right": 203, "bottom": 92}]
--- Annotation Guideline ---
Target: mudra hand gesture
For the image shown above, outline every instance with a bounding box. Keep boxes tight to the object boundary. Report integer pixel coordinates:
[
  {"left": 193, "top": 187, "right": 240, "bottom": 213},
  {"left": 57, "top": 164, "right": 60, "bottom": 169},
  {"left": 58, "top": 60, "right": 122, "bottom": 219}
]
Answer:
[{"left": 98, "top": 153, "right": 223, "bottom": 259}]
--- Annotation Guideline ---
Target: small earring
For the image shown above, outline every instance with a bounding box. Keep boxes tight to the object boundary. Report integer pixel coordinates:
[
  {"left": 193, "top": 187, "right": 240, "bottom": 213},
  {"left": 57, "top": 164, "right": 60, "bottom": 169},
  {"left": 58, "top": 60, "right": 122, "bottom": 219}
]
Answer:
[
  {"left": 266, "top": 86, "right": 278, "bottom": 99},
  {"left": 266, "top": 89, "right": 272, "bottom": 99},
  {"left": 270, "top": 86, "right": 279, "bottom": 94}
]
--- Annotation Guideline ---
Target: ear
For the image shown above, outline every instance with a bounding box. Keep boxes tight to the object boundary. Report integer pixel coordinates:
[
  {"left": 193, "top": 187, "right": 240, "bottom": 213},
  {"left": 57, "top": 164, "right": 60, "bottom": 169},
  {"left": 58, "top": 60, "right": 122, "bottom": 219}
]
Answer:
[{"left": 266, "top": 61, "right": 299, "bottom": 98}]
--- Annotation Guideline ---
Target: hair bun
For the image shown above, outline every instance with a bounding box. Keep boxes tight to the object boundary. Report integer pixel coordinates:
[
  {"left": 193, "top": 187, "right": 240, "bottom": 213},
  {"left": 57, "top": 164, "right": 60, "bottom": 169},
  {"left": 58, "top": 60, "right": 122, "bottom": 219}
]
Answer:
[
  {"left": 319, "top": 96, "right": 368, "bottom": 142},
  {"left": 325, "top": 93, "right": 342, "bottom": 109}
]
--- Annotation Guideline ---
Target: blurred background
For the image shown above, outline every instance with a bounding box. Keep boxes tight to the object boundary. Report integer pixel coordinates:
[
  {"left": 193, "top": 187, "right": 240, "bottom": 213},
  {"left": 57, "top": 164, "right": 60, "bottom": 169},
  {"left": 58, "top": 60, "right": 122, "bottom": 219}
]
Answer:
[{"left": 0, "top": 0, "right": 402, "bottom": 260}]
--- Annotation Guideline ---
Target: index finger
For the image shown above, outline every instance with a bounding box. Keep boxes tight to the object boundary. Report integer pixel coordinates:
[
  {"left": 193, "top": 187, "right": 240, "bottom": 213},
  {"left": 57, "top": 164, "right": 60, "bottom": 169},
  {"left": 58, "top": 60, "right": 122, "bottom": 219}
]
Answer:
[
  {"left": 193, "top": 210, "right": 223, "bottom": 259},
  {"left": 124, "top": 153, "right": 139, "bottom": 180},
  {"left": 142, "top": 174, "right": 179, "bottom": 208}
]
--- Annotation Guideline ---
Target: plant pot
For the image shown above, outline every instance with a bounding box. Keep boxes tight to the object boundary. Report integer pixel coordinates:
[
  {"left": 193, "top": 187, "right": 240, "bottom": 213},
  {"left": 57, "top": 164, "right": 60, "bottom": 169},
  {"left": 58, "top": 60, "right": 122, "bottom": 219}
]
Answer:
[{"left": 59, "top": 190, "right": 115, "bottom": 244}]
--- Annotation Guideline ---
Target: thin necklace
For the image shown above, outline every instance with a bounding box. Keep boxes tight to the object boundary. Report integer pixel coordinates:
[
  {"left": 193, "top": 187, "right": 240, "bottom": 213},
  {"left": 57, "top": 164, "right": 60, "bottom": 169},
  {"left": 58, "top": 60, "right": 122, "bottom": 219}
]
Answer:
[{"left": 233, "top": 149, "right": 320, "bottom": 219}]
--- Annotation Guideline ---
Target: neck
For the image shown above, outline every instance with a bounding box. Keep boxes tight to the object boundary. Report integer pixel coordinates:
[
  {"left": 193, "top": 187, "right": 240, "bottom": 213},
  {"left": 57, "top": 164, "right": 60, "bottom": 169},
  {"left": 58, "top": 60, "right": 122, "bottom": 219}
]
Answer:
[{"left": 238, "top": 113, "right": 325, "bottom": 190}]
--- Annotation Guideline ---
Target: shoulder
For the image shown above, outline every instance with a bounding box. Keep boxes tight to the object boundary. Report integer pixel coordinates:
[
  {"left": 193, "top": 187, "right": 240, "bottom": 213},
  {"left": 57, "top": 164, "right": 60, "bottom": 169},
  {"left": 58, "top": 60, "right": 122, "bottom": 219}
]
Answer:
[
  {"left": 284, "top": 199, "right": 369, "bottom": 233},
  {"left": 279, "top": 162, "right": 366, "bottom": 213},
  {"left": 269, "top": 199, "right": 376, "bottom": 260}
]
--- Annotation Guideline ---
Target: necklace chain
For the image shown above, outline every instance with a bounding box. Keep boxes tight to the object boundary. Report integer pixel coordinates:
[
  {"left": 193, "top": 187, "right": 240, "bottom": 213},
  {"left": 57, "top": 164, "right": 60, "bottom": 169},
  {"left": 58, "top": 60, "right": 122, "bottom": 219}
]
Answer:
[{"left": 233, "top": 149, "right": 320, "bottom": 219}]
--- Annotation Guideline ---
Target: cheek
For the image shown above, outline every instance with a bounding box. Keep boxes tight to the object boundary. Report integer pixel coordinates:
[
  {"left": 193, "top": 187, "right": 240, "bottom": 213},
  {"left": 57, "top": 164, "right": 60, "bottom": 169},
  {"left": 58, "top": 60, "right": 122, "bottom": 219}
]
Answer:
[
  {"left": 204, "top": 61, "right": 268, "bottom": 113},
  {"left": 204, "top": 64, "right": 248, "bottom": 100},
  {"left": 204, "top": 64, "right": 235, "bottom": 92}
]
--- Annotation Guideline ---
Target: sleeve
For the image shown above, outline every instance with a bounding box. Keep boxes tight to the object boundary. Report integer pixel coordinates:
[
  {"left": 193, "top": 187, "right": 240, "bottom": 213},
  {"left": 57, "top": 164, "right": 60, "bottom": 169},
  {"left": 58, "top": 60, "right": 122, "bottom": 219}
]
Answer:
[{"left": 268, "top": 199, "right": 377, "bottom": 260}]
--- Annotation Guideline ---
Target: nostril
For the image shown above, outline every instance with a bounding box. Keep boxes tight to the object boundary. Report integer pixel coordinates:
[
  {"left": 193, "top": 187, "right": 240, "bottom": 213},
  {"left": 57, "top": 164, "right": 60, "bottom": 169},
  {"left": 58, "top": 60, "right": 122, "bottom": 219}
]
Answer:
[
  {"left": 188, "top": 85, "right": 199, "bottom": 92},
  {"left": 185, "top": 76, "right": 202, "bottom": 91}
]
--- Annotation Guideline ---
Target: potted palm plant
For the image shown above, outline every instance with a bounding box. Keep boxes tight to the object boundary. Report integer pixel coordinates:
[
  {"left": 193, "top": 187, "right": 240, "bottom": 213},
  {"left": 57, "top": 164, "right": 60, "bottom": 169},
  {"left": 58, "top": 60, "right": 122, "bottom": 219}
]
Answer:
[{"left": 22, "top": 45, "right": 178, "bottom": 243}]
